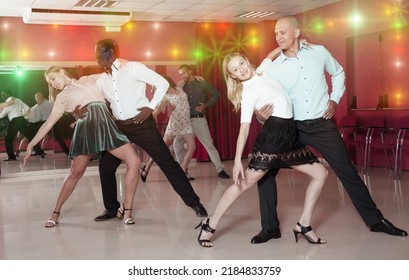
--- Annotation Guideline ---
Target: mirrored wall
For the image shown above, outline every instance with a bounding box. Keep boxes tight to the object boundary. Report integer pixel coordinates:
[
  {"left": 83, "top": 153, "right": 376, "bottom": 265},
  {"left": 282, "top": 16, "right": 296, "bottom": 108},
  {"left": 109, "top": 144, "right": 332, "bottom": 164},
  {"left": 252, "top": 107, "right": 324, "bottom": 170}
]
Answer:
[
  {"left": 346, "top": 25, "right": 409, "bottom": 111},
  {"left": 0, "top": 63, "right": 188, "bottom": 177}
]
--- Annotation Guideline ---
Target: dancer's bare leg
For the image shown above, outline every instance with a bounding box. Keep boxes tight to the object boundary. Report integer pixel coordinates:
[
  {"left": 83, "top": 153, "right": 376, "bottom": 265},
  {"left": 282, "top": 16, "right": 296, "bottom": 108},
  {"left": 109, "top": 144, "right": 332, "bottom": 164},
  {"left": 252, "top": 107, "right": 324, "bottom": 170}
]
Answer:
[
  {"left": 144, "top": 158, "right": 154, "bottom": 174},
  {"left": 199, "top": 162, "right": 327, "bottom": 246},
  {"left": 199, "top": 169, "right": 267, "bottom": 246},
  {"left": 108, "top": 143, "right": 141, "bottom": 222},
  {"left": 292, "top": 162, "right": 328, "bottom": 242},
  {"left": 18, "top": 137, "right": 28, "bottom": 153},
  {"left": 180, "top": 134, "right": 195, "bottom": 172},
  {"left": 45, "top": 154, "right": 91, "bottom": 226},
  {"left": 41, "top": 135, "right": 49, "bottom": 149}
]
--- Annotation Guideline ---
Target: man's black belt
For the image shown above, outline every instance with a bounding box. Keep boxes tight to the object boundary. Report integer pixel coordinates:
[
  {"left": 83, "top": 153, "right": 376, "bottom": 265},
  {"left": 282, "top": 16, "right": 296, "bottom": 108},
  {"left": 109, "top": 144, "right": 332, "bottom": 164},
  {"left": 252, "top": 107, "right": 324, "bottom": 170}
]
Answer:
[
  {"left": 190, "top": 114, "right": 205, "bottom": 118},
  {"left": 296, "top": 118, "right": 327, "bottom": 127},
  {"left": 116, "top": 116, "right": 138, "bottom": 125}
]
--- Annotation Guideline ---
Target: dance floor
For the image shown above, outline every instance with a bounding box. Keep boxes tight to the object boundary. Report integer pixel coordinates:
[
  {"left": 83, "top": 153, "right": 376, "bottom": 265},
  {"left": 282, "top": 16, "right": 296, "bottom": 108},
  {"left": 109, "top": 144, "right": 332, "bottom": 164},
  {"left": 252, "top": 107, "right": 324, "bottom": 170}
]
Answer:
[{"left": 0, "top": 151, "right": 407, "bottom": 262}]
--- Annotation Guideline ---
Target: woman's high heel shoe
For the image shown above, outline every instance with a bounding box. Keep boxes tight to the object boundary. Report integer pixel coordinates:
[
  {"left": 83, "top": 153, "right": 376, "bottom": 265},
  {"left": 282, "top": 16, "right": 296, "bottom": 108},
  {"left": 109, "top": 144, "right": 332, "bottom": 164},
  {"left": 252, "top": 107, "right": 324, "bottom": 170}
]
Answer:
[
  {"left": 195, "top": 218, "right": 215, "bottom": 247},
  {"left": 293, "top": 222, "right": 326, "bottom": 244},
  {"left": 185, "top": 170, "right": 195, "bottom": 181},
  {"left": 118, "top": 206, "right": 135, "bottom": 225},
  {"left": 140, "top": 165, "right": 148, "bottom": 182},
  {"left": 15, "top": 149, "right": 21, "bottom": 158},
  {"left": 45, "top": 211, "right": 60, "bottom": 228},
  {"left": 117, "top": 208, "right": 124, "bottom": 220}
]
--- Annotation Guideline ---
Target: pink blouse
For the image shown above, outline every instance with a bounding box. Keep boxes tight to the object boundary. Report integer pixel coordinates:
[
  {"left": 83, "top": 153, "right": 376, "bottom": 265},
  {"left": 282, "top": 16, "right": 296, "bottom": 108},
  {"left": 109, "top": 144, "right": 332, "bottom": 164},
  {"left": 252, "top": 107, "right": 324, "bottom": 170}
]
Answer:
[{"left": 52, "top": 74, "right": 104, "bottom": 114}]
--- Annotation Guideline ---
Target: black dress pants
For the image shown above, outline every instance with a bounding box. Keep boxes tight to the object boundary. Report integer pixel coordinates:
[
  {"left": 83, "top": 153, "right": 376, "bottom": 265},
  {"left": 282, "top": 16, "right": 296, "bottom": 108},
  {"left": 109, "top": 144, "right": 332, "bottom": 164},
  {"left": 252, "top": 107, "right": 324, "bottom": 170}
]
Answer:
[
  {"left": 257, "top": 118, "right": 383, "bottom": 230},
  {"left": 5, "top": 116, "right": 27, "bottom": 159},
  {"left": 26, "top": 121, "right": 45, "bottom": 155},
  {"left": 98, "top": 115, "right": 201, "bottom": 212},
  {"left": 51, "top": 116, "right": 71, "bottom": 155}
]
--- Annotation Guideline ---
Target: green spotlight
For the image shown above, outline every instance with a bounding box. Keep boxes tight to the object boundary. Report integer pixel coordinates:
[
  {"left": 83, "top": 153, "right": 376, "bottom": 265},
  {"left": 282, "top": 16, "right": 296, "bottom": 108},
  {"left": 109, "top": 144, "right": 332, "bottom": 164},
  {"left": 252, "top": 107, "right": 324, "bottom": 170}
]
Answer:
[
  {"left": 314, "top": 23, "right": 324, "bottom": 33},
  {"left": 194, "top": 50, "right": 202, "bottom": 59},
  {"left": 0, "top": 50, "right": 8, "bottom": 59},
  {"left": 251, "top": 36, "right": 258, "bottom": 44},
  {"left": 15, "top": 66, "right": 24, "bottom": 76},
  {"left": 394, "top": 21, "right": 403, "bottom": 29}
]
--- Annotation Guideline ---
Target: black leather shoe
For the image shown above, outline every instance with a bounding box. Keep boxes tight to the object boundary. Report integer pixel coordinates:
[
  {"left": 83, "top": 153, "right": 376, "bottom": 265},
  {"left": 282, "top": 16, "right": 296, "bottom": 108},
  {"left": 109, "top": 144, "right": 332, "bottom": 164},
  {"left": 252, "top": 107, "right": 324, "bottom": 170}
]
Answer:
[
  {"left": 35, "top": 150, "right": 46, "bottom": 158},
  {"left": 3, "top": 157, "right": 17, "bottom": 162},
  {"left": 218, "top": 170, "right": 230, "bottom": 179},
  {"left": 192, "top": 204, "right": 208, "bottom": 217},
  {"left": 94, "top": 210, "right": 117, "bottom": 222},
  {"left": 370, "top": 219, "right": 408, "bottom": 236},
  {"left": 251, "top": 229, "right": 282, "bottom": 244}
]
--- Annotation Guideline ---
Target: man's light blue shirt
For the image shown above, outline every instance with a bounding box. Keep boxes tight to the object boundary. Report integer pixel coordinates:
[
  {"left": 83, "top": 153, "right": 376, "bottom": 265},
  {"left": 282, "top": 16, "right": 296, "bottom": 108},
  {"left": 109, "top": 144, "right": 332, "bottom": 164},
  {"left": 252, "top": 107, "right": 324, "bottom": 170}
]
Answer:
[{"left": 261, "top": 43, "right": 345, "bottom": 121}]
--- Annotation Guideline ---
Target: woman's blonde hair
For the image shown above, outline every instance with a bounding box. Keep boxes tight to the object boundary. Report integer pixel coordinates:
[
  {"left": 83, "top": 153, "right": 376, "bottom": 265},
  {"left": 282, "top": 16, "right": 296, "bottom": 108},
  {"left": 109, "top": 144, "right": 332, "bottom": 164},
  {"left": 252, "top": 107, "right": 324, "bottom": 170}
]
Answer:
[
  {"left": 222, "top": 53, "right": 250, "bottom": 112},
  {"left": 44, "top": 66, "right": 72, "bottom": 104}
]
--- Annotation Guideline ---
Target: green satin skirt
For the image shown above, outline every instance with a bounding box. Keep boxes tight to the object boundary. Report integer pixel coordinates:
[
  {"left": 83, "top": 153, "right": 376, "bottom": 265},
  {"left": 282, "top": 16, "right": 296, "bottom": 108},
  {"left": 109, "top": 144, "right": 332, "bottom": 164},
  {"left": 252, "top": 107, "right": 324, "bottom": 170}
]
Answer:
[{"left": 69, "top": 101, "right": 129, "bottom": 160}]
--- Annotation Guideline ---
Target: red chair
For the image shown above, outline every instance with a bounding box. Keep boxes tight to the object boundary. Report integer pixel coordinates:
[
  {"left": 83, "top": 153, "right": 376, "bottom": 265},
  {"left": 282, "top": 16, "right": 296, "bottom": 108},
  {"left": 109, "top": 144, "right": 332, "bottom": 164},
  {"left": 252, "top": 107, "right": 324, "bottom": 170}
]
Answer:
[
  {"left": 395, "top": 116, "right": 409, "bottom": 177},
  {"left": 337, "top": 115, "right": 363, "bottom": 164},
  {"left": 362, "top": 116, "right": 396, "bottom": 171}
]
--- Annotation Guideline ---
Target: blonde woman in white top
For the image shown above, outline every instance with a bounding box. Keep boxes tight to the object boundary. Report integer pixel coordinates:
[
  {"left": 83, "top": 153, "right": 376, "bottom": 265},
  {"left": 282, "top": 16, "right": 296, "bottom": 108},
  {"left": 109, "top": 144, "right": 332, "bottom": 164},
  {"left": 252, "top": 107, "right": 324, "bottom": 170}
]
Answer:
[
  {"left": 195, "top": 53, "right": 328, "bottom": 247},
  {"left": 24, "top": 66, "right": 141, "bottom": 227}
]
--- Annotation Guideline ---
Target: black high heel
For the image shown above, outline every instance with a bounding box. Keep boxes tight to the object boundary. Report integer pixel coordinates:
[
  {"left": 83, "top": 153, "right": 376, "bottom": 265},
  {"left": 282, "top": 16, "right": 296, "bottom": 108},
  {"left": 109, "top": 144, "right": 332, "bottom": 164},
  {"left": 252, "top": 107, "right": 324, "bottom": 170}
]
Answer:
[
  {"left": 293, "top": 222, "right": 326, "bottom": 244},
  {"left": 140, "top": 165, "right": 148, "bottom": 182},
  {"left": 185, "top": 170, "right": 195, "bottom": 181},
  {"left": 118, "top": 205, "right": 135, "bottom": 224},
  {"left": 194, "top": 218, "right": 215, "bottom": 247},
  {"left": 15, "top": 149, "right": 21, "bottom": 158}
]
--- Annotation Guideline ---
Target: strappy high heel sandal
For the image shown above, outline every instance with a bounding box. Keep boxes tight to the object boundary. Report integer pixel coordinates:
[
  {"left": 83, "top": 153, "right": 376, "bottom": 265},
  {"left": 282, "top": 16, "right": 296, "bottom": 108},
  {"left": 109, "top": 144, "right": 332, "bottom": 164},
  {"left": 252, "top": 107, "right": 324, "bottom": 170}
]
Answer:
[
  {"left": 117, "top": 207, "right": 124, "bottom": 220},
  {"left": 45, "top": 211, "right": 60, "bottom": 228},
  {"left": 293, "top": 222, "right": 326, "bottom": 244},
  {"left": 118, "top": 206, "right": 135, "bottom": 225},
  {"left": 140, "top": 165, "right": 148, "bottom": 182},
  {"left": 15, "top": 149, "right": 21, "bottom": 158},
  {"left": 185, "top": 170, "right": 195, "bottom": 181},
  {"left": 195, "top": 218, "right": 215, "bottom": 247}
]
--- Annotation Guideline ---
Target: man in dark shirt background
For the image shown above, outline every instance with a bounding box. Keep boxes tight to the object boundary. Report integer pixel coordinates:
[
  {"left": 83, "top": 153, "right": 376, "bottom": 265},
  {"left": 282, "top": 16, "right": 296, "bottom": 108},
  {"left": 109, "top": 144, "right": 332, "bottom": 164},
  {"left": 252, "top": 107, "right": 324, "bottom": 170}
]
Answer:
[{"left": 174, "top": 64, "right": 230, "bottom": 179}]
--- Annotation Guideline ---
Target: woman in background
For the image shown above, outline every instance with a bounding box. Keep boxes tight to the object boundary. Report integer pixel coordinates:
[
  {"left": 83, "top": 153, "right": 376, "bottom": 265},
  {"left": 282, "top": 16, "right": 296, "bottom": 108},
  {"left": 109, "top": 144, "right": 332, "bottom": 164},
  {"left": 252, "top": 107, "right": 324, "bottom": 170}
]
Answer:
[{"left": 140, "top": 75, "right": 196, "bottom": 181}]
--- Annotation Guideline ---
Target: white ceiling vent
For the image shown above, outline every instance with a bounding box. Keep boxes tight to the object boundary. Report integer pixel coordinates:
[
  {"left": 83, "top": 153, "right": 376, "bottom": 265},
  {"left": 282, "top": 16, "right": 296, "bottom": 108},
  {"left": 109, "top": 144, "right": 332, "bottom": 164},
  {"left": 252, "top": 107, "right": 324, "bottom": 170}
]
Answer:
[
  {"left": 75, "top": 0, "right": 119, "bottom": 9},
  {"left": 22, "top": 8, "right": 131, "bottom": 27}
]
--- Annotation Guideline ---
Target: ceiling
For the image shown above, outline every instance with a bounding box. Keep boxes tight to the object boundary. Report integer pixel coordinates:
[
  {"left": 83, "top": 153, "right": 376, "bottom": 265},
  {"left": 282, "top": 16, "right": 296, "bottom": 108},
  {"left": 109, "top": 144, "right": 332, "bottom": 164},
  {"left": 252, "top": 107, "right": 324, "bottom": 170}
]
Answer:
[{"left": 0, "top": 0, "right": 341, "bottom": 23}]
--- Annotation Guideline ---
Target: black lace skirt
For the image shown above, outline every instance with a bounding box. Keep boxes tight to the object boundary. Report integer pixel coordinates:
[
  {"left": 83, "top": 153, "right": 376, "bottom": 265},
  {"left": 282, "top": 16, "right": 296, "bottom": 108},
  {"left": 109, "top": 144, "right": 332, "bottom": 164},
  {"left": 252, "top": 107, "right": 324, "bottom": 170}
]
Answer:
[{"left": 248, "top": 116, "right": 319, "bottom": 171}]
